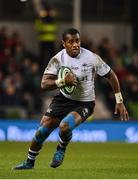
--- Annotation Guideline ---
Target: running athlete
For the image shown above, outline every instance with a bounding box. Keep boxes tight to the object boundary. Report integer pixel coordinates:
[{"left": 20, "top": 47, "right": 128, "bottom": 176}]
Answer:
[{"left": 13, "top": 28, "right": 129, "bottom": 170}]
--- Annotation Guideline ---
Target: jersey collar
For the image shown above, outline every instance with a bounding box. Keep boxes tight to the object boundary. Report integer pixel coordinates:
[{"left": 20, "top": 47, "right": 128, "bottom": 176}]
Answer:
[{"left": 64, "top": 48, "right": 81, "bottom": 59}]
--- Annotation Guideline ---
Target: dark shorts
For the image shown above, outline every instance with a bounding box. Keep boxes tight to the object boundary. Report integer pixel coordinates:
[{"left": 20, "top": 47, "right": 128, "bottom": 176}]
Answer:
[{"left": 45, "top": 93, "right": 95, "bottom": 120}]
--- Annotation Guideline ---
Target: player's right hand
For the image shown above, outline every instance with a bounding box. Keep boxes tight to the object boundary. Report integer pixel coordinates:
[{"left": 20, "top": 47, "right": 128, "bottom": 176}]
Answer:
[{"left": 64, "top": 72, "right": 78, "bottom": 86}]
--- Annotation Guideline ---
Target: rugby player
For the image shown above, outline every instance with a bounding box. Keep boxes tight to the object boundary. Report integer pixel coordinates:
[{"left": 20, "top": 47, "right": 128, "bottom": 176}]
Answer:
[{"left": 13, "top": 28, "right": 129, "bottom": 170}]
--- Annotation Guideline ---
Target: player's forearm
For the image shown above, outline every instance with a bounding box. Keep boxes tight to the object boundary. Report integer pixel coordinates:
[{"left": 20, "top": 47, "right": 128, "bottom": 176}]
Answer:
[
  {"left": 41, "top": 79, "right": 57, "bottom": 90},
  {"left": 106, "top": 70, "right": 123, "bottom": 104},
  {"left": 41, "top": 74, "right": 58, "bottom": 90}
]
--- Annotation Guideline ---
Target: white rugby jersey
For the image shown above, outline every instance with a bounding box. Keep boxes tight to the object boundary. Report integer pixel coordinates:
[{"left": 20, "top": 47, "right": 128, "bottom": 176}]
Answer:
[{"left": 44, "top": 47, "right": 111, "bottom": 102}]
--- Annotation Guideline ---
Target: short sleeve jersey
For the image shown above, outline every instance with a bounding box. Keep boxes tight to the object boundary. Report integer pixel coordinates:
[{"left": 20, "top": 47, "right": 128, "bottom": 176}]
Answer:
[{"left": 44, "top": 47, "right": 111, "bottom": 102}]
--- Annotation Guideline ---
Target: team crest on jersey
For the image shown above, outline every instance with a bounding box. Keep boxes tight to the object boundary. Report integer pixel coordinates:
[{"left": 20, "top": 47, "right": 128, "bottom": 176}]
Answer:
[
  {"left": 82, "top": 107, "right": 89, "bottom": 117},
  {"left": 81, "top": 64, "right": 89, "bottom": 72}
]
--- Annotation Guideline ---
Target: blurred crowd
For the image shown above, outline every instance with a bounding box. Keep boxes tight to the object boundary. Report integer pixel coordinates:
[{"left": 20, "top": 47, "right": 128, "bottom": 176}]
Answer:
[
  {"left": 0, "top": 26, "right": 138, "bottom": 120},
  {"left": 0, "top": 26, "right": 43, "bottom": 119}
]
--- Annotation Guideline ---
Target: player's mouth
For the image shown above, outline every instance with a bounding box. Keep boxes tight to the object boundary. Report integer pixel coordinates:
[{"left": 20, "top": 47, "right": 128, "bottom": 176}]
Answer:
[
  {"left": 71, "top": 49, "right": 80, "bottom": 57},
  {"left": 72, "top": 48, "right": 79, "bottom": 53}
]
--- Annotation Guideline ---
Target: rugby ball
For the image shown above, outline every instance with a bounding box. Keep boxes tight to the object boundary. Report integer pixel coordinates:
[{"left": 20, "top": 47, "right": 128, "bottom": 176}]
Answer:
[{"left": 58, "top": 66, "right": 75, "bottom": 94}]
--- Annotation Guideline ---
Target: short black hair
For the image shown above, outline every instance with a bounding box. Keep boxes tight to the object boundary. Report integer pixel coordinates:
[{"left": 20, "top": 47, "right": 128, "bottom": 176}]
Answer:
[{"left": 62, "top": 28, "right": 80, "bottom": 41}]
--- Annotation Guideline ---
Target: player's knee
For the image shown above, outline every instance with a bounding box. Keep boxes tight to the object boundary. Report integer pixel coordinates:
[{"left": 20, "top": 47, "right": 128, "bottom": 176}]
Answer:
[
  {"left": 33, "top": 126, "right": 52, "bottom": 144},
  {"left": 60, "top": 114, "right": 76, "bottom": 131},
  {"left": 59, "top": 122, "right": 70, "bottom": 133}
]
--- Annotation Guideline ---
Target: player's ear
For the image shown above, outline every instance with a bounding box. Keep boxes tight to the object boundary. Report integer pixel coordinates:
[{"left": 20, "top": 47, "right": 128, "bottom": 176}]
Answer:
[{"left": 62, "top": 40, "right": 65, "bottom": 47}]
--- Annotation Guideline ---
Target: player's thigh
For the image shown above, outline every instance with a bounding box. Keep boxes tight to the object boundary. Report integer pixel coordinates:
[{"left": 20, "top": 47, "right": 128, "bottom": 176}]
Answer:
[
  {"left": 72, "top": 102, "right": 95, "bottom": 125},
  {"left": 68, "top": 111, "right": 82, "bottom": 126},
  {"left": 40, "top": 115, "right": 60, "bottom": 129},
  {"left": 60, "top": 103, "right": 95, "bottom": 130}
]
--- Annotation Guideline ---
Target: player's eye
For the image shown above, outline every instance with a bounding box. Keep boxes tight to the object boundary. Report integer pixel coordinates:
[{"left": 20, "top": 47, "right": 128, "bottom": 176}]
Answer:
[{"left": 68, "top": 40, "right": 74, "bottom": 44}]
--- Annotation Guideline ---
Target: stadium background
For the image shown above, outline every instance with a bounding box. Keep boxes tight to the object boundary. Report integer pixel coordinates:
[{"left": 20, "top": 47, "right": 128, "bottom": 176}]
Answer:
[
  {"left": 0, "top": 0, "right": 138, "bottom": 141},
  {"left": 0, "top": 0, "right": 138, "bottom": 179}
]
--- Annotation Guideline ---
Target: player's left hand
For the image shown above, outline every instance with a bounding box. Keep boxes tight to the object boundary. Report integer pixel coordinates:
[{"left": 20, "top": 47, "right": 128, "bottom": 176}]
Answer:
[{"left": 114, "top": 103, "right": 129, "bottom": 121}]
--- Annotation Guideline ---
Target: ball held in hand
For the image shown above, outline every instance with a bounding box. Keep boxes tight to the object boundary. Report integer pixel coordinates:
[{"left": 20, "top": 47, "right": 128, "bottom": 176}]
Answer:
[{"left": 58, "top": 66, "right": 75, "bottom": 94}]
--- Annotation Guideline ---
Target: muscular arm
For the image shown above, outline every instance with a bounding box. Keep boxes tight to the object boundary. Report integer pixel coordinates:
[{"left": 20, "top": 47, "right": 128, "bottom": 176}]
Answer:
[
  {"left": 41, "top": 74, "right": 58, "bottom": 90},
  {"left": 104, "top": 69, "right": 121, "bottom": 93},
  {"left": 104, "top": 69, "right": 129, "bottom": 121},
  {"left": 41, "top": 72, "right": 78, "bottom": 91}
]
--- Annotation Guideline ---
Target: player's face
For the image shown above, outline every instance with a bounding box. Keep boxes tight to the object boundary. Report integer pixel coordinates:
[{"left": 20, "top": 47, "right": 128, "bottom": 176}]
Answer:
[{"left": 62, "top": 33, "right": 81, "bottom": 57}]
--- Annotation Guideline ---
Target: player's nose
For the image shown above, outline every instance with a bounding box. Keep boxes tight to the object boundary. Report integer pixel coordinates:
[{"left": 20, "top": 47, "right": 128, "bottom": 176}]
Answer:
[{"left": 72, "top": 42, "right": 79, "bottom": 48}]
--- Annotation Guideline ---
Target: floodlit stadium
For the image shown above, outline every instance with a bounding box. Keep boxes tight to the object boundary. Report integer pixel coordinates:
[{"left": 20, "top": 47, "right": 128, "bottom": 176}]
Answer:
[{"left": 0, "top": 0, "right": 138, "bottom": 179}]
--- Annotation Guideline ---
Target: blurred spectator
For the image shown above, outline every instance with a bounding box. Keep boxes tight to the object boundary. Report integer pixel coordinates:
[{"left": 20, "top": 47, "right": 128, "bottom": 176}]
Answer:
[
  {"left": 0, "top": 26, "right": 8, "bottom": 52},
  {"left": 5, "top": 31, "right": 21, "bottom": 56},
  {"left": 113, "top": 61, "right": 128, "bottom": 82},
  {"left": 124, "top": 74, "right": 138, "bottom": 102},
  {"left": 2, "top": 84, "right": 19, "bottom": 105},
  {"left": 81, "top": 34, "right": 97, "bottom": 53},
  {"left": 120, "top": 44, "right": 132, "bottom": 68},
  {"left": 0, "top": 47, "right": 11, "bottom": 73},
  {"left": 34, "top": 2, "right": 58, "bottom": 72},
  {"left": 98, "top": 37, "right": 117, "bottom": 68},
  {"left": 127, "top": 52, "right": 138, "bottom": 76}
]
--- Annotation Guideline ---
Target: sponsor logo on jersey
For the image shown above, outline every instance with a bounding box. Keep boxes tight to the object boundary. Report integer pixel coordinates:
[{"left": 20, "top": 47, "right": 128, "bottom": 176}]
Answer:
[
  {"left": 71, "top": 66, "right": 79, "bottom": 70},
  {"left": 46, "top": 108, "right": 52, "bottom": 113}
]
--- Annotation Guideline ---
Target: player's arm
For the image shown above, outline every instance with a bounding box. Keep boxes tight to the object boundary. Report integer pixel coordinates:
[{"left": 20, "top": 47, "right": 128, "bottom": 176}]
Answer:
[
  {"left": 104, "top": 69, "right": 129, "bottom": 121},
  {"left": 41, "top": 73, "right": 78, "bottom": 90},
  {"left": 41, "top": 74, "right": 58, "bottom": 90}
]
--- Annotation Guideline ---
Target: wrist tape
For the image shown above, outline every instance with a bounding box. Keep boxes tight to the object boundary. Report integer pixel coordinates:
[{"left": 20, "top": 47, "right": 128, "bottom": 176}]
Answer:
[
  {"left": 55, "top": 78, "right": 66, "bottom": 87},
  {"left": 115, "top": 92, "right": 123, "bottom": 104}
]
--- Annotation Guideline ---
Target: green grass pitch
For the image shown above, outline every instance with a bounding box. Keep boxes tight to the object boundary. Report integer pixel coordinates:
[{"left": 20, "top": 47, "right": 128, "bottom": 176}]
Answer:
[{"left": 0, "top": 142, "right": 138, "bottom": 179}]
